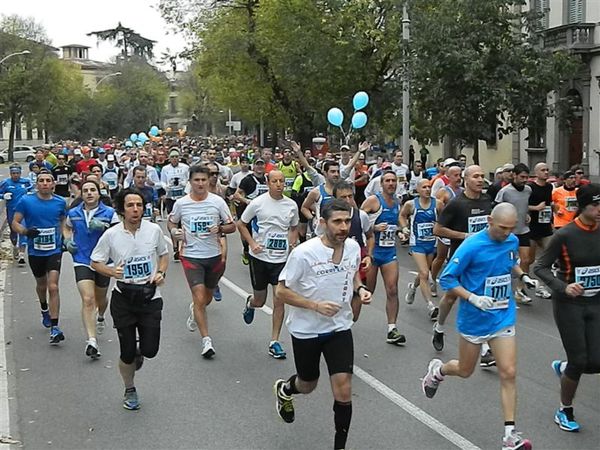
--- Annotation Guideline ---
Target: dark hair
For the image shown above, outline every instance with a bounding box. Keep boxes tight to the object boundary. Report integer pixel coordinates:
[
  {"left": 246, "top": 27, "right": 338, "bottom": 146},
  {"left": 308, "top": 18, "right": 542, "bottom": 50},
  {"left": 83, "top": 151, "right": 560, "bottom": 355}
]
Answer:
[
  {"left": 323, "top": 160, "right": 339, "bottom": 173},
  {"left": 114, "top": 187, "right": 145, "bottom": 215},
  {"left": 321, "top": 198, "right": 352, "bottom": 221},
  {"left": 513, "top": 163, "right": 530, "bottom": 176},
  {"left": 132, "top": 165, "right": 146, "bottom": 177},
  {"left": 333, "top": 180, "right": 354, "bottom": 197},
  {"left": 189, "top": 164, "right": 210, "bottom": 179},
  {"left": 80, "top": 179, "right": 101, "bottom": 193},
  {"left": 381, "top": 169, "right": 397, "bottom": 180},
  {"left": 89, "top": 163, "right": 103, "bottom": 173},
  {"left": 37, "top": 169, "right": 53, "bottom": 179}
]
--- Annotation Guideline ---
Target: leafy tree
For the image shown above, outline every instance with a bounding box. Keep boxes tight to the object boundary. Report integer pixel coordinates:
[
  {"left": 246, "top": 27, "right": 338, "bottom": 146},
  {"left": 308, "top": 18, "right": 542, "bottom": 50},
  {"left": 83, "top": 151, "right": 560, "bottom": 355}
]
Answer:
[{"left": 88, "top": 22, "right": 156, "bottom": 60}]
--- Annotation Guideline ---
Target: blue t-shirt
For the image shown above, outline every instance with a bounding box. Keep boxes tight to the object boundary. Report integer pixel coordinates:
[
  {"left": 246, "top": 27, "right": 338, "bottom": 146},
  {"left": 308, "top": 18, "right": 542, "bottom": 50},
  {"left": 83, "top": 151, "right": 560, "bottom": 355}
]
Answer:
[
  {"left": 15, "top": 194, "right": 67, "bottom": 256},
  {"left": 440, "top": 230, "right": 519, "bottom": 336},
  {"left": 0, "top": 177, "right": 33, "bottom": 218}
]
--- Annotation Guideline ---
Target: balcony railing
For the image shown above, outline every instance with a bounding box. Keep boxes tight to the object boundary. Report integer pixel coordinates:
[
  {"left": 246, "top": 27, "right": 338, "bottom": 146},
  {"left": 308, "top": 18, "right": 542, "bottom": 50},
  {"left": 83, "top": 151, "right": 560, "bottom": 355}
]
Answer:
[{"left": 543, "top": 23, "right": 595, "bottom": 52}]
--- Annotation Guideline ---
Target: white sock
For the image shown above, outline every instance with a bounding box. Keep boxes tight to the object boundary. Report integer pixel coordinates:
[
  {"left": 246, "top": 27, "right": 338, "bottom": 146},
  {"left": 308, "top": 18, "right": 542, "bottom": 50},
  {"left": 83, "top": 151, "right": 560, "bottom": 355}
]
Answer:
[
  {"left": 387, "top": 324, "right": 396, "bottom": 332},
  {"left": 269, "top": 340, "right": 278, "bottom": 346},
  {"left": 504, "top": 424, "right": 515, "bottom": 438},
  {"left": 434, "top": 322, "right": 445, "bottom": 333},
  {"left": 560, "top": 361, "right": 567, "bottom": 374},
  {"left": 560, "top": 402, "right": 572, "bottom": 410},
  {"left": 480, "top": 342, "right": 490, "bottom": 356},
  {"left": 87, "top": 337, "right": 97, "bottom": 346}
]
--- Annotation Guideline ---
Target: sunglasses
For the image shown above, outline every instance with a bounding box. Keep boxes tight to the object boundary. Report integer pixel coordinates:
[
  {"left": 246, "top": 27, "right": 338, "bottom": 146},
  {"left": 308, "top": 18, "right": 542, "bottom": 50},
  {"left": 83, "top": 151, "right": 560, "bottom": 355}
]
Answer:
[
  {"left": 576, "top": 171, "right": 584, "bottom": 175},
  {"left": 209, "top": 172, "right": 219, "bottom": 176}
]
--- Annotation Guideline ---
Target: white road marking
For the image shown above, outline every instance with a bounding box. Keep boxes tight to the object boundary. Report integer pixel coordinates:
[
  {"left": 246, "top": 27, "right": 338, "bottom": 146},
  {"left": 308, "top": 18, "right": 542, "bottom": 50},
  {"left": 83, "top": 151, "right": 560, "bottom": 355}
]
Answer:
[
  {"left": 0, "top": 263, "right": 10, "bottom": 438},
  {"left": 217, "top": 275, "right": 480, "bottom": 450}
]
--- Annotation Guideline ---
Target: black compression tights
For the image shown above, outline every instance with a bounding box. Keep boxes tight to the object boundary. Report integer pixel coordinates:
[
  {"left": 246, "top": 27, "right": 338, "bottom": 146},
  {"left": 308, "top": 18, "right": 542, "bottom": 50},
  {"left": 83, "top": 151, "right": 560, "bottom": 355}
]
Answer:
[{"left": 117, "top": 324, "right": 161, "bottom": 364}]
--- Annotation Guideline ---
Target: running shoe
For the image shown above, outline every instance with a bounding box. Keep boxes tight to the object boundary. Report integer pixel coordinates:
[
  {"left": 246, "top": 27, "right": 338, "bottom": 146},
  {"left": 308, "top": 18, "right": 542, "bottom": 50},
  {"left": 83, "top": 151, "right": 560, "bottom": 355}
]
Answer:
[
  {"left": 386, "top": 327, "right": 406, "bottom": 346},
  {"left": 134, "top": 347, "right": 144, "bottom": 371},
  {"left": 12, "top": 246, "right": 19, "bottom": 260},
  {"left": 49, "top": 326, "right": 64, "bottom": 345},
  {"left": 241, "top": 253, "right": 249, "bottom": 265},
  {"left": 123, "top": 389, "right": 140, "bottom": 411},
  {"left": 213, "top": 285, "right": 222, "bottom": 302},
  {"left": 554, "top": 408, "right": 580, "bottom": 432},
  {"left": 85, "top": 340, "right": 101, "bottom": 359},
  {"left": 535, "top": 286, "right": 552, "bottom": 299},
  {"left": 430, "top": 281, "right": 438, "bottom": 298},
  {"left": 186, "top": 302, "right": 198, "bottom": 332},
  {"left": 17, "top": 254, "right": 25, "bottom": 267},
  {"left": 480, "top": 349, "right": 496, "bottom": 368},
  {"left": 243, "top": 295, "right": 255, "bottom": 325},
  {"left": 268, "top": 341, "right": 287, "bottom": 359},
  {"left": 551, "top": 360, "right": 565, "bottom": 378},
  {"left": 202, "top": 337, "right": 215, "bottom": 359},
  {"left": 502, "top": 430, "right": 532, "bottom": 450},
  {"left": 96, "top": 317, "right": 105, "bottom": 335},
  {"left": 173, "top": 249, "right": 180, "bottom": 263},
  {"left": 405, "top": 282, "right": 416, "bottom": 305},
  {"left": 421, "top": 358, "right": 444, "bottom": 398},
  {"left": 428, "top": 305, "right": 439, "bottom": 321},
  {"left": 273, "top": 379, "right": 295, "bottom": 423},
  {"left": 41, "top": 309, "right": 51, "bottom": 328},
  {"left": 432, "top": 323, "right": 444, "bottom": 352},
  {"left": 515, "top": 289, "right": 532, "bottom": 305}
]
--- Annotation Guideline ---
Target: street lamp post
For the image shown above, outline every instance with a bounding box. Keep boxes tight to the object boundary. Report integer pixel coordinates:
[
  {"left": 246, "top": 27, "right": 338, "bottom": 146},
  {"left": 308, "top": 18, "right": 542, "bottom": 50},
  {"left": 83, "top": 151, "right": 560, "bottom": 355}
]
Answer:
[
  {"left": 93, "top": 72, "right": 122, "bottom": 94},
  {"left": 402, "top": 2, "right": 411, "bottom": 162},
  {"left": 0, "top": 50, "right": 31, "bottom": 65}
]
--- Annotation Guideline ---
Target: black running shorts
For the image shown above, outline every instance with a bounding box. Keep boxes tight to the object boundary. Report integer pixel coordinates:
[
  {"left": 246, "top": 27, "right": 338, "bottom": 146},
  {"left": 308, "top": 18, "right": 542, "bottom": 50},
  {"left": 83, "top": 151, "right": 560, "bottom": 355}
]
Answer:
[
  {"left": 74, "top": 265, "right": 110, "bottom": 288},
  {"left": 110, "top": 288, "right": 162, "bottom": 330},
  {"left": 249, "top": 255, "right": 285, "bottom": 291},
  {"left": 28, "top": 253, "right": 62, "bottom": 279}
]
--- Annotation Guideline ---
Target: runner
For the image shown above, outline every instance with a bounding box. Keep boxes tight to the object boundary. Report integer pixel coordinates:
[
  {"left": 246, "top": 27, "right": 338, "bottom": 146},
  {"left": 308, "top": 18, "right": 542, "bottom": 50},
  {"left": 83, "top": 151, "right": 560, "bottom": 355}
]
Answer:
[
  {"left": 432, "top": 165, "right": 493, "bottom": 364},
  {"left": 421, "top": 203, "right": 534, "bottom": 450},
  {"left": 527, "top": 162, "right": 553, "bottom": 299},
  {"left": 361, "top": 170, "right": 406, "bottom": 345},
  {"left": 552, "top": 170, "right": 578, "bottom": 229},
  {"left": 495, "top": 163, "right": 533, "bottom": 304},
  {"left": 168, "top": 165, "right": 236, "bottom": 359},
  {"left": 277, "top": 148, "right": 301, "bottom": 197},
  {"left": 534, "top": 183, "right": 600, "bottom": 433},
  {"left": 332, "top": 180, "right": 373, "bottom": 321},
  {"left": 12, "top": 170, "right": 67, "bottom": 344},
  {"left": 301, "top": 160, "right": 340, "bottom": 237},
  {"left": 131, "top": 166, "right": 158, "bottom": 222},
  {"left": 91, "top": 187, "right": 169, "bottom": 410},
  {"left": 0, "top": 163, "right": 33, "bottom": 265},
  {"left": 51, "top": 154, "right": 73, "bottom": 201},
  {"left": 63, "top": 179, "right": 119, "bottom": 359},
  {"left": 273, "top": 199, "right": 371, "bottom": 450},
  {"left": 160, "top": 148, "right": 189, "bottom": 261},
  {"left": 400, "top": 179, "right": 440, "bottom": 319},
  {"left": 206, "top": 162, "right": 227, "bottom": 301},
  {"left": 239, "top": 170, "right": 299, "bottom": 359}
]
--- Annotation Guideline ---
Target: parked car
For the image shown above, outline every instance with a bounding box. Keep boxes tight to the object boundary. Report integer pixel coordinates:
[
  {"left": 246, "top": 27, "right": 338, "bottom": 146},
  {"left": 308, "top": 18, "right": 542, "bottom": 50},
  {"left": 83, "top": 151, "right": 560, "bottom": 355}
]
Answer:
[{"left": 0, "top": 146, "right": 37, "bottom": 164}]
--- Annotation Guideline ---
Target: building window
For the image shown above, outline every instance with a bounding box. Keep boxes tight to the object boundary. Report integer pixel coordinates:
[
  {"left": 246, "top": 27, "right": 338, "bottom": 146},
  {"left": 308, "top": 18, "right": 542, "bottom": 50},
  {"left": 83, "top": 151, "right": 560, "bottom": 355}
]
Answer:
[
  {"left": 568, "top": 0, "right": 584, "bottom": 23},
  {"left": 169, "top": 97, "right": 177, "bottom": 114},
  {"left": 534, "top": 0, "right": 550, "bottom": 29}
]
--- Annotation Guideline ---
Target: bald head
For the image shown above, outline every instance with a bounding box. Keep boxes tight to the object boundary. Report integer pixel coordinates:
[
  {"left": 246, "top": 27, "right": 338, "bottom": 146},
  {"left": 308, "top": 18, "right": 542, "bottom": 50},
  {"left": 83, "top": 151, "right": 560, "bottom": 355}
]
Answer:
[
  {"left": 491, "top": 202, "right": 517, "bottom": 221},
  {"left": 534, "top": 162, "right": 549, "bottom": 181},
  {"left": 464, "top": 165, "right": 483, "bottom": 178}
]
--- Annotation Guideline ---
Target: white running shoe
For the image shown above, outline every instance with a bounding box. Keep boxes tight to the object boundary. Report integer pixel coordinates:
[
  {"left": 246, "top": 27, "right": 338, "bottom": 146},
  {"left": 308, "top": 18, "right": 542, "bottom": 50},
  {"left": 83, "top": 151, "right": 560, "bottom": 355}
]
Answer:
[
  {"left": 186, "top": 303, "right": 198, "bottom": 332},
  {"left": 515, "top": 289, "right": 532, "bottom": 305},
  {"left": 535, "top": 285, "right": 552, "bottom": 299},
  {"left": 201, "top": 337, "right": 215, "bottom": 359},
  {"left": 405, "top": 283, "right": 416, "bottom": 304},
  {"left": 96, "top": 318, "right": 106, "bottom": 335}
]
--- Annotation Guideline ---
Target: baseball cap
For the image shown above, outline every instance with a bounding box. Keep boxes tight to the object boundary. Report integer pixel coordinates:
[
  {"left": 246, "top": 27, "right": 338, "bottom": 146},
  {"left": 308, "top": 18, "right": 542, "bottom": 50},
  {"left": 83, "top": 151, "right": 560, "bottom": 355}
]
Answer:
[
  {"left": 443, "top": 158, "right": 459, "bottom": 168},
  {"left": 73, "top": 149, "right": 82, "bottom": 156},
  {"left": 563, "top": 170, "right": 575, "bottom": 179},
  {"left": 103, "top": 143, "right": 113, "bottom": 150},
  {"left": 106, "top": 154, "right": 115, "bottom": 162},
  {"left": 495, "top": 167, "right": 503, "bottom": 175},
  {"left": 169, "top": 148, "right": 180, "bottom": 157},
  {"left": 82, "top": 146, "right": 91, "bottom": 154},
  {"left": 240, "top": 155, "right": 249, "bottom": 162},
  {"left": 229, "top": 147, "right": 236, "bottom": 153},
  {"left": 502, "top": 163, "right": 515, "bottom": 172},
  {"left": 97, "top": 147, "right": 106, "bottom": 154},
  {"left": 253, "top": 157, "right": 265, "bottom": 164},
  {"left": 381, "top": 162, "right": 392, "bottom": 169},
  {"left": 576, "top": 183, "right": 600, "bottom": 209},
  {"left": 340, "top": 144, "right": 350, "bottom": 151}
]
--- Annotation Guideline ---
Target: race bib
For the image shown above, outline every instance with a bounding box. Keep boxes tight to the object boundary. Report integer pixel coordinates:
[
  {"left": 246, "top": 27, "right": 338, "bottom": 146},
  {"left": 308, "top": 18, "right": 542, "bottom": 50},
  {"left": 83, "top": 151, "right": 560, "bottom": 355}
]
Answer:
[
  {"left": 143, "top": 203, "right": 153, "bottom": 220},
  {"left": 285, "top": 178, "right": 295, "bottom": 189},
  {"left": 190, "top": 215, "right": 213, "bottom": 235},
  {"left": 56, "top": 174, "right": 68, "bottom": 185},
  {"left": 538, "top": 206, "right": 552, "bottom": 224},
  {"left": 378, "top": 224, "right": 397, "bottom": 247},
  {"left": 100, "top": 188, "right": 108, "bottom": 196},
  {"left": 575, "top": 266, "right": 600, "bottom": 297},
  {"left": 468, "top": 215, "right": 488, "bottom": 234},
  {"left": 106, "top": 178, "right": 117, "bottom": 189},
  {"left": 256, "top": 184, "right": 268, "bottom": 195},
  {"left": 566, "top": 196, "right": 578, "bottom": 212},
  {"left": 416, "top": 222, "right": 435, "bottom": 241},
  {"left": 33, "top": 227, "right": 56, "bottom": 251},
  {"left": 265, "top": 232, "right": 288, "bottom": 256},
  {"left": 123, "top": 255, "right": 153, "bottom": 283},
  {"left": 169, "top": 186, "right": 184, "bottom": 199},
  {"left": 484, "top": 274, "right": 511, "bottom": 310}
]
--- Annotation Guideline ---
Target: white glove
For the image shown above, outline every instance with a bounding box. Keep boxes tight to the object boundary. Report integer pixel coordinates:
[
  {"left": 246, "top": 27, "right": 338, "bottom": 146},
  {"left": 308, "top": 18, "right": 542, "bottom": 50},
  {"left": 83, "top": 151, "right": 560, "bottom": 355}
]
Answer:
[
  {"left": 521, "top": 274, "right": 539, "bottom": 290},
  {"left": 3, "top": 192, "right": 12, "bottom": 201},
  {"left": 468, "top": 293, "right": 495, "bottom": 310}
]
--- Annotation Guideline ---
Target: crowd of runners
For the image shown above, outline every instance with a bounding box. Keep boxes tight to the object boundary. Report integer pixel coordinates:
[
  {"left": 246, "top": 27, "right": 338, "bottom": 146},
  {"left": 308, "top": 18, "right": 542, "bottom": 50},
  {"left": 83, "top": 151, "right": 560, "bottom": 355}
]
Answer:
[{"left": 1, "top": 137, "right": 599, "bottom": 450}]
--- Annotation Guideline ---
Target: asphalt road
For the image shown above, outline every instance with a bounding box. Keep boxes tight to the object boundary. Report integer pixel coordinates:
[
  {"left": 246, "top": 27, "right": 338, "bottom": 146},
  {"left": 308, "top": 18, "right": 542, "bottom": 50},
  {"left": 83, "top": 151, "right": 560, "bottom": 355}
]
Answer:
[{"left": 1, "top": 222, "right": 599, "bottom": 450}]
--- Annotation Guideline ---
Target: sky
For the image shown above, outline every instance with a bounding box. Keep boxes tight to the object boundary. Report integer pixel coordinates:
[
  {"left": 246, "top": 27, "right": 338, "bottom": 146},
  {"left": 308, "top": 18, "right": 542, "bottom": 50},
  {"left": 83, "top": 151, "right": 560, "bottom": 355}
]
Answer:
[{"left": 1, "top": 0, "right": 188, "bottom": 66}]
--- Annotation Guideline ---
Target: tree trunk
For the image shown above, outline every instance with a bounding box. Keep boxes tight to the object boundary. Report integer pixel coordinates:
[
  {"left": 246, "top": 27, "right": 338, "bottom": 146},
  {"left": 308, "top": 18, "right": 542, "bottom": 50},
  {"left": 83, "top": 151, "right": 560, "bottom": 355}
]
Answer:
[
  {"left": 8, "top": 109, "right": 17, "bottom": 162},
  {"left": 472, "top": 139, "right": 480, "bottom": 165}
]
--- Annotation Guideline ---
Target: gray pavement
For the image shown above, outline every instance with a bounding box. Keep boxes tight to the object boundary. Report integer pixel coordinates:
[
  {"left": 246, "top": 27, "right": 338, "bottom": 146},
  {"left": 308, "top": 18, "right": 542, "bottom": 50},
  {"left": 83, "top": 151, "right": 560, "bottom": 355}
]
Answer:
[{"left": 2, "top": 228, "right": 599, "bottom": 449}]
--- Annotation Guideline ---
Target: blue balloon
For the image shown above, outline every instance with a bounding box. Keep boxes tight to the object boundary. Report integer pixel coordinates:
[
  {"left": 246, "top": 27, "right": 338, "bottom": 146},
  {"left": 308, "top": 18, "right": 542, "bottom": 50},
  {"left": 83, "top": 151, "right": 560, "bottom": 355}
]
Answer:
[
  {"left": 353, "top": 91, "right": 369, "bottom": 111},
  {"left": 351, "top": 112, "right": 368, "bottom": 129},
  {"left": 125, "top": 140, "right": 133, "bottom": 148},
  {"left": 149, "top": 126, "right": 159, "bottom": 136},
  {"left": 327, "top": 107, "right": 344, "bottom": 127},
  {"left": 130, "top": 133, "right": 138, "bottom": 142},
  {"left": 138, "top": 132, "right": 148, "bottom": 140}
]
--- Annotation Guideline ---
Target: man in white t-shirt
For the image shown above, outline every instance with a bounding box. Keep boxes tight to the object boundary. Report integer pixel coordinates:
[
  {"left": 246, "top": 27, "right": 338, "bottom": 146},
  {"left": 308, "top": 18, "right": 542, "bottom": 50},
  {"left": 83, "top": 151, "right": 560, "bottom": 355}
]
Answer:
[
  {"left": 272, "top": 199, "right": 371, "bottom": 450},
  {"left": 167, "top": 165, "right": 236, "bottom": 359},
  {"left": 238, "top": 170, "right": 299, "bottom": 359},
  {"left": 91, "top": 187, "right": 169, "bottom": 411}
]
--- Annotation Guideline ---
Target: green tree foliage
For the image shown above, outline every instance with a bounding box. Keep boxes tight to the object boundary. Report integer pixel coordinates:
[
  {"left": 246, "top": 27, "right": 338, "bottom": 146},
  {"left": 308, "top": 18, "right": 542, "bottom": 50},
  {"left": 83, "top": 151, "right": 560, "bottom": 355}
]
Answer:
[
  {"left": 87, "top": 22, "right": 156, "bottom": 60},
  {"left": 94, "top": 60, "right": 168, "bottom": 137}
]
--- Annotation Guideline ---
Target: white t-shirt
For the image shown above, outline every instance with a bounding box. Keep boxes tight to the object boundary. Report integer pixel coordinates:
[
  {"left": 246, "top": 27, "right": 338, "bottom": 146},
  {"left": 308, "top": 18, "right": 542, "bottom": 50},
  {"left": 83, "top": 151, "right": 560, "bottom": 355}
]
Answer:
[
  {"left": 279, "top": 237, "right": 360, "bottom": 339},
  {"left": 160, "top": 163, "right": 189, "bottom": 199},
  {"left": 90, "top": 221, "right": 168, "bottom": 298},
  {"left": 241, "top": 193, "right": 299, "bottom": 263},
  {"left": 391, "top": 162, "right": 409, "bottom": 196},
  {"left": 229, "top": 169, "right": 250, "bottom": 190},
  {"left": 169, "top": 193, "right": 233, "bottom": 259}
]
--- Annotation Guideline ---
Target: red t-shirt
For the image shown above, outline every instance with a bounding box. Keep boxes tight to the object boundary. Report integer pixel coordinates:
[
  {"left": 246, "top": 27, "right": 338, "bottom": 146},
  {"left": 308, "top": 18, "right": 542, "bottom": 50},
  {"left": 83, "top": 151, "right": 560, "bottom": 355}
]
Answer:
[{"left": 75, "top": 158, "right": 98, "bottom": 174}]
